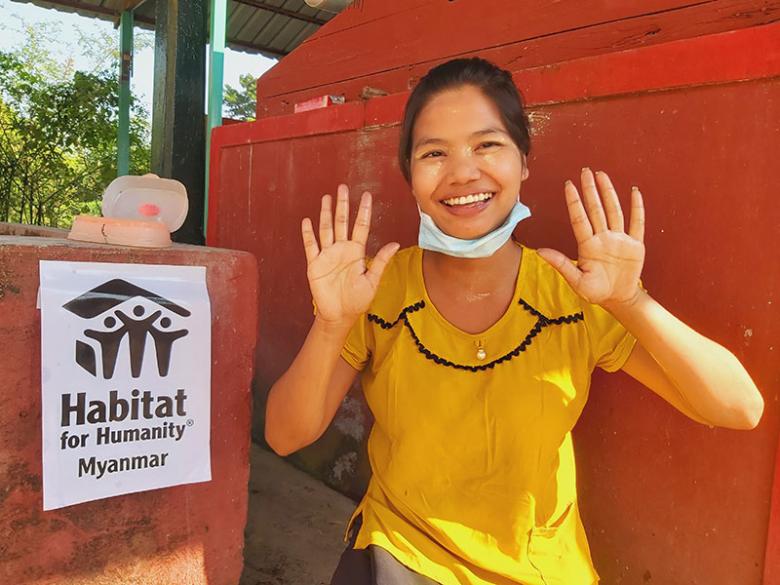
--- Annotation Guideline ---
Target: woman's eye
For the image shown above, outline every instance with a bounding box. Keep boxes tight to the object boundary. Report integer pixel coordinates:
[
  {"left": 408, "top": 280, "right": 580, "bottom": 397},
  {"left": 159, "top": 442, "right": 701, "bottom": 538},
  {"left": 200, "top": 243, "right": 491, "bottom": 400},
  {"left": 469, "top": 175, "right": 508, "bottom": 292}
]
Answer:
[
  {"left": 421, "top": 150, "right": 444, "bottom": 159},
  {"left": 478, "top": 141, "right": 501, "bottom": 150}
]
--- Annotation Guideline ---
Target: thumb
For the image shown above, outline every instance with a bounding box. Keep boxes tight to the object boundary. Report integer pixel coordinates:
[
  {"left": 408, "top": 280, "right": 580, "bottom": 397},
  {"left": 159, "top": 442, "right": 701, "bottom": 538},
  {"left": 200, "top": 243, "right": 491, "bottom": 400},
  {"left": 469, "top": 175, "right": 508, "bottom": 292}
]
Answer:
[
  {"left": 365, "top": 242, "right": 400, "bottom": 288},
  {"left": 537, "top": 248, "right": 583, "bottom": 291}
]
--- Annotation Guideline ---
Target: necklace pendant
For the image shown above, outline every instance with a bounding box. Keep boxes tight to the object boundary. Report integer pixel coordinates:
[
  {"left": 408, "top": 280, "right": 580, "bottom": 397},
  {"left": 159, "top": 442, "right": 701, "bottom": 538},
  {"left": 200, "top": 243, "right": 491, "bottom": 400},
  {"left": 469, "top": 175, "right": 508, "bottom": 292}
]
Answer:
[{"left": 476, "top": 345, "right": 487, "bottom": 361}]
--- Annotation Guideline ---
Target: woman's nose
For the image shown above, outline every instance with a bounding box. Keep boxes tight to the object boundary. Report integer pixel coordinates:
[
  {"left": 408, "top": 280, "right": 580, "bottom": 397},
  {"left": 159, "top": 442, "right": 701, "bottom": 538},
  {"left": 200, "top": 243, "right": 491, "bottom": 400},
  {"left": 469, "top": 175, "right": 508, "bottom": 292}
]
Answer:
[{"left": 446, "top": 150, "right": 481, "bottom": 184}]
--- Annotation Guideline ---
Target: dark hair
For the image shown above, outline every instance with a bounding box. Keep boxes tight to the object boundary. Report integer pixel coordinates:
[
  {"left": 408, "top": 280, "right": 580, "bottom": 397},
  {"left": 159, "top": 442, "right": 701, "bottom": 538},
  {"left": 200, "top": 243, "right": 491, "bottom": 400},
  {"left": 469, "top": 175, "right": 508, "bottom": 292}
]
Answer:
[{"left": 398, "top": 57, "right": 531, "bottom": 183}]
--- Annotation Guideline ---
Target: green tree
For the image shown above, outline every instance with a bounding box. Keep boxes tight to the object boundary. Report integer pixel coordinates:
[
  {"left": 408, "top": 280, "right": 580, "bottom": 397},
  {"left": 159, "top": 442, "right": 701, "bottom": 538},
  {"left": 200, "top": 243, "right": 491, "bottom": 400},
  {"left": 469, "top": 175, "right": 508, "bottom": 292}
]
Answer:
[
  {"left": 224, "top": 73, "right": 258, "bottom": 121},
  {"left": 0, "top": 22, "right": 151, "bottom": 228}
]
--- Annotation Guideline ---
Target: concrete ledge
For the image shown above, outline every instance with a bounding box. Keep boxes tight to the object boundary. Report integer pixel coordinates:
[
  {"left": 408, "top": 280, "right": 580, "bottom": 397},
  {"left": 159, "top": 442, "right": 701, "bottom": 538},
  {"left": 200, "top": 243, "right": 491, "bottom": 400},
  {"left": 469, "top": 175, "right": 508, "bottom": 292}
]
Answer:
[{"left": 0, "top": 222, "right": 69, "bottom": 238}]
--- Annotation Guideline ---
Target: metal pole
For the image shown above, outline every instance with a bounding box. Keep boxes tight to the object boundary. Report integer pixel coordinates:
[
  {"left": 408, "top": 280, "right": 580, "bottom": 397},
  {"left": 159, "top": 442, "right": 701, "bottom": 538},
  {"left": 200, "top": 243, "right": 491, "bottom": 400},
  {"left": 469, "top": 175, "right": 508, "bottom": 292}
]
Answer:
[
  {"left": 204, "top": 0, "right": 227, "bottom": 236},
  {"left": 118, "top": 10, "right": 134, "bottom": 177}
]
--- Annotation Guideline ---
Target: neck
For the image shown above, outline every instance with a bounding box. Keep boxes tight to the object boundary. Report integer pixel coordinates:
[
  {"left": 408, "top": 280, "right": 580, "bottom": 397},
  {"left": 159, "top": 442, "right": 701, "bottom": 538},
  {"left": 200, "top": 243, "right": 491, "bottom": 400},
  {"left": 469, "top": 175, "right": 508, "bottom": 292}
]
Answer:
[{"left": 423, "top": 238, "right": 522, "bottom": 292}]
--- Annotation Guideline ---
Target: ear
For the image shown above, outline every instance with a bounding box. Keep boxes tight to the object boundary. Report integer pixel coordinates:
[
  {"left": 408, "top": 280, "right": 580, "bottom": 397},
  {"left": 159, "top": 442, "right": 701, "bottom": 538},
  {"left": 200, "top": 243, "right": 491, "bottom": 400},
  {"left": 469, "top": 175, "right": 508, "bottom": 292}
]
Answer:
[{"left": 521, "top": 154, "right": 530, "bottom": 181}]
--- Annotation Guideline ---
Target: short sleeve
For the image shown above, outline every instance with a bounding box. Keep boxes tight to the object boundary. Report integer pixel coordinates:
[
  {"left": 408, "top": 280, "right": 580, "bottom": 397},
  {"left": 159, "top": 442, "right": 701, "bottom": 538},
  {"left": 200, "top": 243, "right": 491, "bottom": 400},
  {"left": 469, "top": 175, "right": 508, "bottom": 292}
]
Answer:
[
  {"left": 341, "top": 313, "right": 372, "bottom": 371},
  {"left": 580, "top": 300, "right": 637, "bottom": 372}
]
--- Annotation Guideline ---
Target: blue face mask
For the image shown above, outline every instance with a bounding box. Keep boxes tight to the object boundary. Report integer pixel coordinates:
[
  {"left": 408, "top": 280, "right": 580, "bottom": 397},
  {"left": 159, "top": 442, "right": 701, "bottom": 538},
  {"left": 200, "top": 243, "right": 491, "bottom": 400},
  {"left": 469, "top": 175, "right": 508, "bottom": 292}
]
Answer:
[{"left": 418, "top": 199, "right": 532, "bottom": 259}]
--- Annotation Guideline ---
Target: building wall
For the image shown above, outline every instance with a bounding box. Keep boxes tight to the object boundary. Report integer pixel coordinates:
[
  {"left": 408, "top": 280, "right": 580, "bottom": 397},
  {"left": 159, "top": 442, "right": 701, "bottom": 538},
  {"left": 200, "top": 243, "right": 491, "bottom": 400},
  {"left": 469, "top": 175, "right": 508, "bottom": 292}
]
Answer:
[{"left": 210, "top": 3, "right": 780, "bottom": 582}]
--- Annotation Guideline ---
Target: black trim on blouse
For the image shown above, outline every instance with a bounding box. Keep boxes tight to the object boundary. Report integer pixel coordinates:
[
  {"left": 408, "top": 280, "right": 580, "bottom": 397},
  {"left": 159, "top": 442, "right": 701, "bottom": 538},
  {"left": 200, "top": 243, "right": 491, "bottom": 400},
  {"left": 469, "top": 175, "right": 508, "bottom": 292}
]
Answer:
[{"left": 367, "top": 299, "right": 583, "bottom": 372}]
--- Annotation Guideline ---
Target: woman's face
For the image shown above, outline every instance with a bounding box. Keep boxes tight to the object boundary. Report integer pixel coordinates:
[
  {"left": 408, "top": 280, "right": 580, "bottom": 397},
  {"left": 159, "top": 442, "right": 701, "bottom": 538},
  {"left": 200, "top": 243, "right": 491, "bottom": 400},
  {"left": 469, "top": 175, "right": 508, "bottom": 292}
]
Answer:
[{"left": 410, "top": 84, "right": 529, "bottom": 240}]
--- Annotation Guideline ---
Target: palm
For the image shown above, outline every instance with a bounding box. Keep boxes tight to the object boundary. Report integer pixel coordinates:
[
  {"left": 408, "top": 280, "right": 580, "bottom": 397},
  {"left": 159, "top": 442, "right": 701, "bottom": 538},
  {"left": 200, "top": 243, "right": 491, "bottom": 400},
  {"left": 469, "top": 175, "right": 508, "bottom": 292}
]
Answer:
[
  {"left": 574, "top": 231, "right": 645, "bottom": 304},
  {"left": 301, "top": 185, "right": 399, "bottom": 326},
  {"left": 538, "top": 169, "right": 646, "bottom": 307},
  {"left": 308, "top": 241, "right": 378, "bottom": 321}
]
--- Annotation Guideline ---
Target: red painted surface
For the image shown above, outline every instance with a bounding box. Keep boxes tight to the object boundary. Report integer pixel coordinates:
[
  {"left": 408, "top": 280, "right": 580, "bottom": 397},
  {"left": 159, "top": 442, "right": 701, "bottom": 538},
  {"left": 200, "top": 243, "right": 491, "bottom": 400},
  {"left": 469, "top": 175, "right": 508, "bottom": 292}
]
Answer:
[
  {"left": 208, "top": 21, "right": 780, "bottom": 241},
  {"left": 514, "top": 20, "right": 780, "bottom": 105},
  {"left": 257, "top": 0, "right": 780, "bottom": 118},
  {"left": 0, "top": 236, "right": 258, "bottom": 585},
  {"left": 767, "top": 433, "right": 780, "bottom": 585},
  {"left": 209, "top": 2, "right": 780, "bottom": 583}
]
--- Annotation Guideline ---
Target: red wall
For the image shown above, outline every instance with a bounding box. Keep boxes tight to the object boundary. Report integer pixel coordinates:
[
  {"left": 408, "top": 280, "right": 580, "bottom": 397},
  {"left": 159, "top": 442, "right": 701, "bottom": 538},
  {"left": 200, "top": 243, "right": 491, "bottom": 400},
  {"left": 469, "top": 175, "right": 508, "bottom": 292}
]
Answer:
[
  {"left": 256, "top": 0, "right": 780, "bottom": 118},
  {"left": 210, "top": 4, "right": 780, "bottom": 583},
  {"left": 0, "top": 236, "right": 258, "bottom": 585}
]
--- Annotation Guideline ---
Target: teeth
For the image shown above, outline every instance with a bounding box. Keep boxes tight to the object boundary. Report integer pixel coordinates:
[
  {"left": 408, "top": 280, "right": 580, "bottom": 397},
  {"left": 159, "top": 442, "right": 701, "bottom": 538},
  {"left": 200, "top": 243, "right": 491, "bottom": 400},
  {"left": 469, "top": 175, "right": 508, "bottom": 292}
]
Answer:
[{"left": 442, "top": 192, "right": 494, "bottom": 206}]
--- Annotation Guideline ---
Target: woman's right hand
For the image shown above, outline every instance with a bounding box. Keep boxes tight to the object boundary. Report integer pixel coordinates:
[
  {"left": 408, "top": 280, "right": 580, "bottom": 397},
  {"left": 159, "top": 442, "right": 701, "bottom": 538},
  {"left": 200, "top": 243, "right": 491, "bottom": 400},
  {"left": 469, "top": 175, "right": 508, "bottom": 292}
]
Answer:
[{"left": 301, "top": 184, "right": 400, "bottom": 329}]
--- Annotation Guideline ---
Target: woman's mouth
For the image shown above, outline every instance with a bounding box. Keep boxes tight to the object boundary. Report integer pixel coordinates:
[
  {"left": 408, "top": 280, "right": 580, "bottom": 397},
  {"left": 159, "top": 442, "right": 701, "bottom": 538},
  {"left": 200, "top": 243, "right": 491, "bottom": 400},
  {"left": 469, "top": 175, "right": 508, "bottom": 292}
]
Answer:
[
  {"left": 441, "top": 192, "right": 495, "bottom": 207},
  {"left": 439, "top": 192, "right": 495, "bottom": 216}
]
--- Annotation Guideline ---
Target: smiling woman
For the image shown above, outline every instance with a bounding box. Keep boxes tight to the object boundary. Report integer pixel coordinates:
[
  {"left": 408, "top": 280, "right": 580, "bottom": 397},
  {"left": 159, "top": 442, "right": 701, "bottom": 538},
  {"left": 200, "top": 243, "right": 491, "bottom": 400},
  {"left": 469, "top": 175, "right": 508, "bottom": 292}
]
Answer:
[
  {"left": 263, "top": 57, "right": 764, "bottom": 585},
  {"left": 411, "top": 85, "right": 529, "bottom": 245}
]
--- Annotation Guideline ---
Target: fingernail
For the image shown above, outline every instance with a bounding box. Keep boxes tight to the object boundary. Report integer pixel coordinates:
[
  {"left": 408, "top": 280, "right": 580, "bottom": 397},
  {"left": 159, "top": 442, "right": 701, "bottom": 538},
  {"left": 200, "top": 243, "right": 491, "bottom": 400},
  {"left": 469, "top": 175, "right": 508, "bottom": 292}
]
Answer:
[
  {"left": 632, "top": 185, "right": 640, "bottom": 191},
  {"left": 565, "top": 180, "right": 574, "bottom": 187},
  {"left": 581, "top": 167, "right": 590, "bottom": 173},
  {"left": 594, "top": 170, "right": 603, "bottom": 176}
]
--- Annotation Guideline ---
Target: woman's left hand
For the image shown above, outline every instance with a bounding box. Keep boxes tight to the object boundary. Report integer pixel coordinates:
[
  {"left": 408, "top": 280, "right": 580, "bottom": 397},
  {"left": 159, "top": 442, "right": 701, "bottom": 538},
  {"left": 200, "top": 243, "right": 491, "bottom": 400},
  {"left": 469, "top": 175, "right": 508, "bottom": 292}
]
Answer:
[{"left": 537, "top": 168, "right": 646, "bottom": 310}]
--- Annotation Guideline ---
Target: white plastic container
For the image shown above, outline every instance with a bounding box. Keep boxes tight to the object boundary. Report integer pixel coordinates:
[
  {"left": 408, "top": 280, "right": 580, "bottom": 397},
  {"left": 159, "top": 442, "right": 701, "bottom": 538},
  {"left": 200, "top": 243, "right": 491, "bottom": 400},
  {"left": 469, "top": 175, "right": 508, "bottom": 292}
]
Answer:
[
  {"left": 101, "top": 174, "right": 188, "bottom": 232},
  {"left": 68, "top": 174, "right": 188, "bottom": 248}
]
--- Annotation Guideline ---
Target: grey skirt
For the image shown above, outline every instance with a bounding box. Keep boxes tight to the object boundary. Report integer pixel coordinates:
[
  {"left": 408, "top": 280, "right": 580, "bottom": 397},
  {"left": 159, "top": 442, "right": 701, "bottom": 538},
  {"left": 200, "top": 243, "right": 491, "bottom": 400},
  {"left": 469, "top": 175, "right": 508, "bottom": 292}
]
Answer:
[{"left": 330, "top": 515, "right": 440, "bottom": 585}]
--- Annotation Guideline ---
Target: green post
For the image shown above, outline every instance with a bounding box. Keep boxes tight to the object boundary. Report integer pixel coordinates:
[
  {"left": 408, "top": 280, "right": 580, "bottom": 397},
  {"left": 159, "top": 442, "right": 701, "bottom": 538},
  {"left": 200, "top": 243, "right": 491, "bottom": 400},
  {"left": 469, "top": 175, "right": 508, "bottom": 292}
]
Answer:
[
  {"left": 118, "top": 10, "right": 134, "bottom": 177},
  {"left": 204, "top": 0, "right": 227, "bottom": 235},
  {"left": 151, "top": 0, "right": 208, "bottom": 244}
]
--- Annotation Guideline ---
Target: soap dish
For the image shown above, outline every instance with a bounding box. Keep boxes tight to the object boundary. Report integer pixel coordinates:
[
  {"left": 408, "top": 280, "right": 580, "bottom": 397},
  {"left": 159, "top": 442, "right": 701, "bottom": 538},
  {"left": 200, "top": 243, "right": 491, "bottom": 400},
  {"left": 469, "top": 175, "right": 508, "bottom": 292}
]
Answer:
[{"left": 68, "top": 215, "right": 172, "bottom": 248}]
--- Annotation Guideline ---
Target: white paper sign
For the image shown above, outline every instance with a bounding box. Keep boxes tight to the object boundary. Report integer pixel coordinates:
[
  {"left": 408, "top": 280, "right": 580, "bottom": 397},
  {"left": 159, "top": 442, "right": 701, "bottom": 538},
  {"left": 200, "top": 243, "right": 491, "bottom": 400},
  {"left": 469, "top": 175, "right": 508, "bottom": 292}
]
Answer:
[{"left": 39, "top": 261, "right": 211, "bottom": 510}]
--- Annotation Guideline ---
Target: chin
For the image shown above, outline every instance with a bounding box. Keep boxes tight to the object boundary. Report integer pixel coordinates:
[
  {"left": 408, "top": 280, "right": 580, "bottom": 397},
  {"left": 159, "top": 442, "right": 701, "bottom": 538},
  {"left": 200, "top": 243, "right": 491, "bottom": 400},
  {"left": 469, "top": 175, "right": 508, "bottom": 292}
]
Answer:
[{"left": 446, "top": 213, "right": 510, "bottom": 238}]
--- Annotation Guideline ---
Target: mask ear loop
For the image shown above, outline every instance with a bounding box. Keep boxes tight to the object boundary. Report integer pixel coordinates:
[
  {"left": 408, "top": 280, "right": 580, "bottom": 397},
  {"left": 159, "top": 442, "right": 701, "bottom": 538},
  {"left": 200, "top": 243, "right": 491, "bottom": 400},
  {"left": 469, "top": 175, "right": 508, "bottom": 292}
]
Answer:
[{"left": 512, "top": 194, "right": 523, "bottom": 246}]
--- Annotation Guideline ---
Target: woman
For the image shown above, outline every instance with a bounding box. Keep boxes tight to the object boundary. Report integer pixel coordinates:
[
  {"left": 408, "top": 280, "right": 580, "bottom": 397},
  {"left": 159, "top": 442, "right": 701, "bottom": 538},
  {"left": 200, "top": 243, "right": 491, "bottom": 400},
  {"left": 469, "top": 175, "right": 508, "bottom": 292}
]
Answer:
[{"left": 264, "top": 58, "right": 763, "bottom": 585}]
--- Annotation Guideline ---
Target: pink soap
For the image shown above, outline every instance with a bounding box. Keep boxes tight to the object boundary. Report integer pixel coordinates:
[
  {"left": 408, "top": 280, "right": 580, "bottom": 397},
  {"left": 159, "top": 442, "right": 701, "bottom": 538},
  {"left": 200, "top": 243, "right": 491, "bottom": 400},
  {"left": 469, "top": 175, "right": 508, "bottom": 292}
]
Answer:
[{"left": 139, "top": 203, "right": 161, "bottom": 217}]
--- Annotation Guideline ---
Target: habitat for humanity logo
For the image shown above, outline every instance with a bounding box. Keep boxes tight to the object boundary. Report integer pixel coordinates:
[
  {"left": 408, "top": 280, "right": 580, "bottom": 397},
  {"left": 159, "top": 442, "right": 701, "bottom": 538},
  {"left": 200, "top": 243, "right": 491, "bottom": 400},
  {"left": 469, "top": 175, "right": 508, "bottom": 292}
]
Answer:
[{"left": 63, "top": 279, "right": 190, "bottom": 379}]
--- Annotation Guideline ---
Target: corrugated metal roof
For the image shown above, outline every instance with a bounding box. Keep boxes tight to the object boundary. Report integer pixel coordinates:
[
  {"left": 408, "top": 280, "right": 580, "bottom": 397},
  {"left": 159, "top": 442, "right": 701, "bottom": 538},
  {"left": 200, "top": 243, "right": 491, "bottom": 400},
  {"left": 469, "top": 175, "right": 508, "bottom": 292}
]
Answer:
[{"left": 10, "top": 0, "right": 335, "bottom": 57}]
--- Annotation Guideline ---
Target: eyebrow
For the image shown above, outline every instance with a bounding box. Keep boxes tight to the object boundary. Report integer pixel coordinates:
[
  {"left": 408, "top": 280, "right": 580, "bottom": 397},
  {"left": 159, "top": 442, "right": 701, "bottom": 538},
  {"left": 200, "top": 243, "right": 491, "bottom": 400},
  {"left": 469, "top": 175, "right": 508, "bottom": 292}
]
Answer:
[{"left": 413, "top": 127, "right": 509, "bottom": 150}]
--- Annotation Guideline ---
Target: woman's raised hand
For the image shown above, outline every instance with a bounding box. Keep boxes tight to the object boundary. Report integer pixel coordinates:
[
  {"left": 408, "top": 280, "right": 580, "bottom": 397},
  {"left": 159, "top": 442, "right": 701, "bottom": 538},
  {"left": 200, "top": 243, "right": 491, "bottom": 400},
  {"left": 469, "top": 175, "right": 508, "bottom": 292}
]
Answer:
[
  {"left": 537, "top": 168, "right": 646, "bottom": 309},
  {"left": 302, "top": 184, "right": 400, "bottom": 327}
]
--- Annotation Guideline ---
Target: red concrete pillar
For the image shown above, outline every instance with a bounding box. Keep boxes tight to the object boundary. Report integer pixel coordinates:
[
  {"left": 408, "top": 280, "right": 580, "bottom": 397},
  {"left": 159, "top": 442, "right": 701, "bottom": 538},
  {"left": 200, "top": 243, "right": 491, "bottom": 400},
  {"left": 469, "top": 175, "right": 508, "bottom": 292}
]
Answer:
[{"left": 0, "top": 233, "right": 258, "bottom": 585}]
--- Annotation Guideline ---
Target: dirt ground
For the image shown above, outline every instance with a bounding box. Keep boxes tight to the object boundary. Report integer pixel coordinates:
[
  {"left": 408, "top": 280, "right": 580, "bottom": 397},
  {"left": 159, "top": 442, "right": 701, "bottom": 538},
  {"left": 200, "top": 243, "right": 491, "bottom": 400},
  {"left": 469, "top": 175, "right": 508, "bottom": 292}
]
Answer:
[{"left": 240, "top": 443, "right": 357, "bottom": 585}]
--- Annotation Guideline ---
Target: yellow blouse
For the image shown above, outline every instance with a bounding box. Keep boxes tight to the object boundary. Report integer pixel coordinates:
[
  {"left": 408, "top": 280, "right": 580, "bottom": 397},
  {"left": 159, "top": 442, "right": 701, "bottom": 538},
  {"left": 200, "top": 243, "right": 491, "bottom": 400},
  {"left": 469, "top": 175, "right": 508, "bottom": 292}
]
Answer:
[{"left": 340, "top": 244, "right": 637, "bottom": 585}]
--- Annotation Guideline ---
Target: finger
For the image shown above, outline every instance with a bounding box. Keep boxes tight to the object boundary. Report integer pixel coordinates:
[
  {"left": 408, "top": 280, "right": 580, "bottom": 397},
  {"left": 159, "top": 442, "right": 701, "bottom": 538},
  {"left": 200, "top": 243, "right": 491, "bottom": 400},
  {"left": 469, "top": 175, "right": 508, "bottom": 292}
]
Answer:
[
  {"left": 564, "top": 180, "right": 594, "bottom": 243},
  {"left": 334, "top": 184, "right": 349, "bottom": 241},
  {"left": 580, "top": 167, "right": 608, "bottom": 233},
  {"left": 594, "top": 171, "right": 625, "bottom": 232},
  {"left": 628, "top": 186, "right": 645, "bottom": 242},
  {"left": 301, "top": 217, "right": 319, "bottom": 263},
  {"left": 319, "top": 194, "right": 334, "bottom": 248},
  {"left": 536, "top": 248, "right": 583, "bottom": 291},
  {"left": 365, "top": 242, "right": 401, "bottom": 288},
  {"left": 351, "top": 191, "right": 372, "bottom": 245}
]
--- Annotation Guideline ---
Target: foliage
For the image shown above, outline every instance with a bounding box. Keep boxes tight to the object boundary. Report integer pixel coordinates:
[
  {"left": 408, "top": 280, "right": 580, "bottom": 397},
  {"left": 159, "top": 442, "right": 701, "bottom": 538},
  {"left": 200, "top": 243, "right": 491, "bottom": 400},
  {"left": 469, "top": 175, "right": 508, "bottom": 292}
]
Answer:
[
  {"left": 223, "top": 73, "right": 257, "bottom": 121},
  {"left": 0, "top": 21, "right": 151, "bottom": 228}
]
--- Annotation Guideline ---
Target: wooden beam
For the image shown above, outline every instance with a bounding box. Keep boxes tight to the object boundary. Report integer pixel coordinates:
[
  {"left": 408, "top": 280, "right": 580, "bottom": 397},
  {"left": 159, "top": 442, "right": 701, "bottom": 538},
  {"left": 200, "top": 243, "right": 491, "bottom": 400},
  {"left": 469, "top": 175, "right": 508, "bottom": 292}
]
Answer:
[
  {"left": 22, "top": 0, "right": 313, "bottom": 49},
  {"left": 227, "top": 37, "right": 288, "bottom": 58},
  {"left": 26, "top": 0, "right": 156, "bottom": 27},
  {"left": 232, "top": 0, "right": 328, "bottom": 25},
  {"left": 121, "top": 0, "right": 151, "bottom": 11},
  {"left": 28, "top": 0, "right": 119, "bottom": 19}
]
